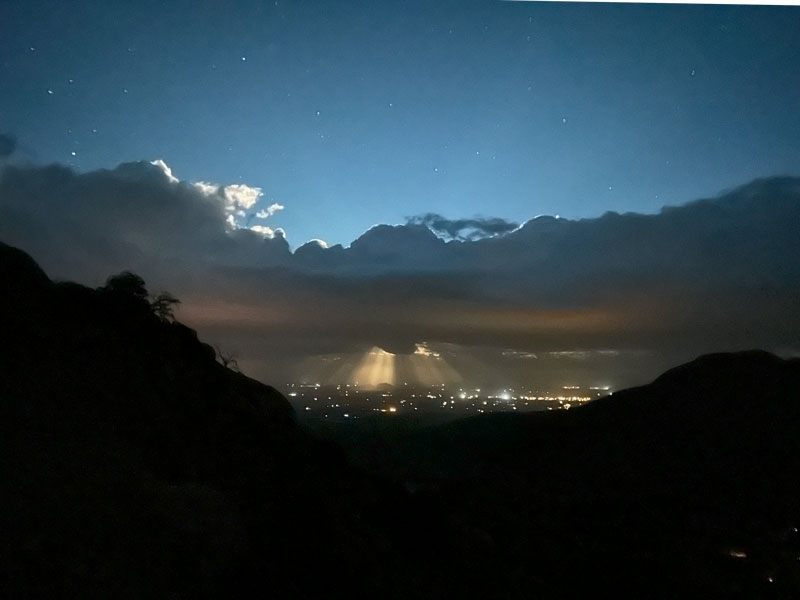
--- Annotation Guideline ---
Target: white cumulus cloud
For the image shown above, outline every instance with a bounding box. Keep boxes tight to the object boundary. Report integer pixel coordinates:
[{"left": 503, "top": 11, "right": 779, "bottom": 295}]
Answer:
[
  {"left": 193, "top": 179, "right": 264, "bottom": 225},
  {"left": 256, "top": 203, "right": 285, "bottom": 219},
  {"left": 222, "top": 183, "right": 262, "bottom": 212},
  {"left": 150, "top": 159, "right": 178, "bottom": 184}
]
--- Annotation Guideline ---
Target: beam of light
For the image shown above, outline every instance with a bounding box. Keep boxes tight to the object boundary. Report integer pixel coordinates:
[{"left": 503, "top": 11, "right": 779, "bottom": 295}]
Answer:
[
  {"left": 300, "top": 343, "right": 466, "bottom": 388},
  {"left": 349, "top": 346, "right": 396, "bottom": 389}
]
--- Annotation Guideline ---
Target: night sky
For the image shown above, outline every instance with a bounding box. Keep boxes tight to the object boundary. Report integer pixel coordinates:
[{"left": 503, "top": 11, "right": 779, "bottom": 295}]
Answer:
[
  {"left": 5, "top": 0, "right": 800, "bottom": 246},
  {"left": 2, "top": 0, "right": 800, "bottom": 390}
]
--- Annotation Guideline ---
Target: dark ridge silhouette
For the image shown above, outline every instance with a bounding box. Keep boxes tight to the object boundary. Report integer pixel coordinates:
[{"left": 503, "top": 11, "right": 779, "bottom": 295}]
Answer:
[
  {"left": 2, "top": 240, "right": 799, "bottom": 597},
  {"left": 367, "top": 350, "right": 800, "bottom": 597},
  {"left": 0, "top": 241, "right": 474, "bottom": 599}
]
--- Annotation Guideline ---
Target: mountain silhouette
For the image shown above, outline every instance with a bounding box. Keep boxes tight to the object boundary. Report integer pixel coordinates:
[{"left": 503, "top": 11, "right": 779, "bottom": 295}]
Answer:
[
  {"left": 2, "top": 240, "right": 799, "bottom": 597},
  {"left": 372, "top": 350, "right": 800, "bottom": 597},
  {"left": 0, "top": 241, "right": 469, "bottom": 599}
]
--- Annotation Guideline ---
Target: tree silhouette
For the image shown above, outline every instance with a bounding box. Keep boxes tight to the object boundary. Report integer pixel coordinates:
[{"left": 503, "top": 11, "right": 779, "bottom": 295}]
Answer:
[
  {"left": 103, "top": 272, "right": 181, "bottom": 322},
  {"left": 104, "top": 271, "right": 148, "bottom": 300},
  {"left": 214, "top": 345, "right": 240, "bottom": 372},
  {"left": 150, "top": 292, "right": 180, "bottom": 322}
]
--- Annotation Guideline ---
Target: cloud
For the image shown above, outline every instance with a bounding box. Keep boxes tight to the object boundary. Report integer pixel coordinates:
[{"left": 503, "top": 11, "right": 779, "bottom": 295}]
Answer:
[
  {"left": 250, "top": 225, "right": 279, "bottom": 238},
  {"left": 222, "top": 184, "right": 262, "bottom": 211},
  {"left": 1, "top": 157, "right": 799, "bottom": 389},
  {"left": 192, "top": 180, "right": 219, "bottom": 197},
  {"left": 0, "top": 160, "right": 291, "bottom": 285},
  {"left": 544, "top": 350, "right": 620, "bottom": 360},
  {"left": 0, "top": 133, "right": 17, "bottom": 159},
  {"left": 406, "top": 213, "right": 519, "bottom": 241},
  {"left": 502, "top": 350, "right": 538, "bottom": 359},
  {"left": 256, "top": 203, "right": 284, "bottom": 219},
  {"left": 302, "top": 238, "right": 328, "bottom": 249},
  {"left": 150, "top": 159, "right": 178, "bottom": 184},
  {"left": 193, "top": 179, "right": 265, "bottom": 228}
]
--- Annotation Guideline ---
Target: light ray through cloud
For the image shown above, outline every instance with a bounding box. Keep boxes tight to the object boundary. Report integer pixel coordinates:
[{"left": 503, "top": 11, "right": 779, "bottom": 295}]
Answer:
[{"left": 349, "top": 347, "right": 397, "bottom": 388}]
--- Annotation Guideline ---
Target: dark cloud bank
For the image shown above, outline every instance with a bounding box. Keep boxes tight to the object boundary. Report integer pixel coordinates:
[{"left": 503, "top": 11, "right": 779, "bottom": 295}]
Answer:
[
  {"left": 405, "top": 213, "right": 519, "bottom": 241},
  {"left": 1, "top": 159, "right": 799, "bottom": 388},
  {"left": 0, "top": 133, "right": 16, "bottom": 158}
]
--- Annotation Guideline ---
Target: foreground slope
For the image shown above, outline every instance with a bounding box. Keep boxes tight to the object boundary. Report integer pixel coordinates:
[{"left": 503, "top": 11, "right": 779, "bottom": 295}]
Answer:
[{"left": 0, "top": 242, "right": 471, "bottom": 599}]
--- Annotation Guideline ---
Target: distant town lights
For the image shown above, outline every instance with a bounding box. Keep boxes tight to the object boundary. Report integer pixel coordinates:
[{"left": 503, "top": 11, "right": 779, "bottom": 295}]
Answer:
[{"left": 285, "top": 382, "right": 596, "bottom": 420}]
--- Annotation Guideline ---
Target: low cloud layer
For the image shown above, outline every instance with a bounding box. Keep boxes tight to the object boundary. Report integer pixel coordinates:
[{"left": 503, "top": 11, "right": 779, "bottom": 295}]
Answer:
[{"left": 1, "top": 159, "right": 799, "bottom": 389}]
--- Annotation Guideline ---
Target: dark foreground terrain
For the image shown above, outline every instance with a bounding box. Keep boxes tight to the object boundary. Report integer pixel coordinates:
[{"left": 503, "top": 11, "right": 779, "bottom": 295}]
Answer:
[{"left": 2, "top": 241, "right": 799, "bottom": 598}]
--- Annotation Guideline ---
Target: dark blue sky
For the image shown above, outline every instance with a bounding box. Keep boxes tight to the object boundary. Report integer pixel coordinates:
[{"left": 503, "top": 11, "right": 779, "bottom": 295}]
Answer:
[{"left": 3, "top": 0, "right": 800, "bottom": 248}]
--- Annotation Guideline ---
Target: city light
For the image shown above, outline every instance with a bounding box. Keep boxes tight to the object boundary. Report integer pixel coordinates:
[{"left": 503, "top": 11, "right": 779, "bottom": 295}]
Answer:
[{"left": 286, "top": 381, "right": 596, "bottom": 422}]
